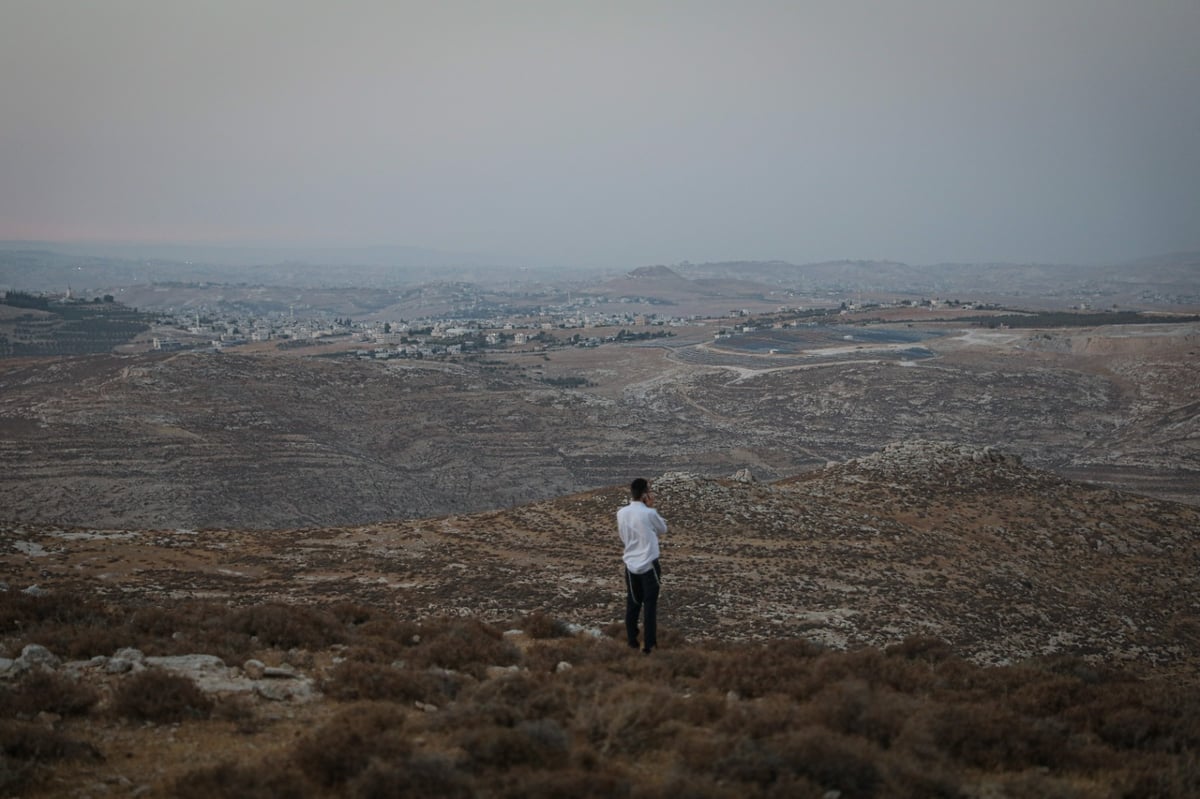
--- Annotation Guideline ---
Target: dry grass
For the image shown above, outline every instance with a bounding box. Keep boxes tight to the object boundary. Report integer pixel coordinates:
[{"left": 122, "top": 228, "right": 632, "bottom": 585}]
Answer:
[
  {"left": 0, "top": 670, "right": 99, "bottom": 718},
  {"left": 4, "top": 591, "right": 1200, "bottom": 798},
  {"left": 110, "top": 668, "right": 214, "bottom": 723}
]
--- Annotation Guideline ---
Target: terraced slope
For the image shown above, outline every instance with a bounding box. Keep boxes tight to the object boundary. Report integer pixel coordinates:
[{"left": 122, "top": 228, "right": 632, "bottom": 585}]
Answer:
[
  {"left": 5, "top": 442, "right": 1197, "bottom": 678},
  {"left": 0, "top": 320, "right": 1195, "bottom": 530}
]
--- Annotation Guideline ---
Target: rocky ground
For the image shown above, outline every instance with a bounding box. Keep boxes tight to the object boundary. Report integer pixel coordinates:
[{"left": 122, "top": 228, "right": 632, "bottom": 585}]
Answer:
[
  {"left": 5, "top": 441, "right": 1197, "bottom": 679},
  {"left": 0, "top": 320, "right": 1196, "bottom": 531},
  {"left": 4, "top": 440, "right": 1199, "bottom": 797}
]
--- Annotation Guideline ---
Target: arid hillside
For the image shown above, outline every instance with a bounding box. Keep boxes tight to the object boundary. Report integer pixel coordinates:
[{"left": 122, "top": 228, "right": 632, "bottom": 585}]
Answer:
[
  {"left": 0, "top": 318, "right": 1196, "bottom": 531},
  {"left": 5, "top": 441, "right": 1197, "bottom": 678},
  {"left": 3, "top": 441, "right": 1199, "bottom": 797}
]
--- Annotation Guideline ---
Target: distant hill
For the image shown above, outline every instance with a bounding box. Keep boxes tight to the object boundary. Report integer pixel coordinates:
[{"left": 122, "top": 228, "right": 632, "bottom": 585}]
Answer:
[
  {"left": 0, "top": 244, "right": 578, "bottom": 294},
  {"left": 590, "top": 264, "right": 777, "bottom": 302},
  {"left": 0, "top": 293, "right": 152, "bottom": 356},
  {"left": 675, "top": 257, "right": 1200, "bottom": 310},
  {"left": 4, "top": 243, "right": 1197, "bottom": 311}
]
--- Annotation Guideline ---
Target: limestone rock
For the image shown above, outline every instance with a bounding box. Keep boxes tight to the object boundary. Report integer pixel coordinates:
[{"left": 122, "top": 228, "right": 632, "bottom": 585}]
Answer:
[
  {"left": 262, "top": 665, "right": 299, "bottom": 679},
  {"left": 255, "top": 679, "right": 317, "bottom": 702},
  {"left": 18, "top": 643, "right": 60, "bottom": 672}
]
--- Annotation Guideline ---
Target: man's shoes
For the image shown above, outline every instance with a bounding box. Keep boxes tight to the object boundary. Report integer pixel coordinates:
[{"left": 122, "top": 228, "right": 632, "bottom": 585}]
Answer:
[{"left": 642, "top": 647, "right": 653, "bottom": 655}]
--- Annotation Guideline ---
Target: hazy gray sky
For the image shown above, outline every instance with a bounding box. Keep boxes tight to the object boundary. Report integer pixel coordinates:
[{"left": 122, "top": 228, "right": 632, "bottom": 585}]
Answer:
[{"left": 2, "top": 1, "right": 1197, "bottom": 267}]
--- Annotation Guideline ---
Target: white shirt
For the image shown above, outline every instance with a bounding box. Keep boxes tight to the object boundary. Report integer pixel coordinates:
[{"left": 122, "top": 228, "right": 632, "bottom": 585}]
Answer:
[{"left": 617, "top": 499, "right": 667, "bottom": 574}]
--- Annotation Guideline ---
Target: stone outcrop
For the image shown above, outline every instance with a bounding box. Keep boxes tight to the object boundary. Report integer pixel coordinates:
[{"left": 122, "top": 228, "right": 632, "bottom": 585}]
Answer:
[{"left": 0, "top": 646, "right": 324, "bottom": 703}]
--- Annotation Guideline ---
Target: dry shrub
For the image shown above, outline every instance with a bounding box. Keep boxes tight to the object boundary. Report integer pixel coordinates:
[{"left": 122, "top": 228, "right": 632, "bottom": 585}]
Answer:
[
  {"left": 212, "top": 693, "right": 259, "bottom": 731},
  {"left": 0, "top": 754, "right": 23, "bottom": 797},
  {"left": 347, "top": 753, "right": 472, "bottom": 799},
  {"left": 128, "top": 601, "right": 227, "bottom": 651},
  {"left": 910, "top": 702, "right": 1066, "bottom": 771},
  {"left": 0, "top": 719, "right": 102, "bottom": 795},
  {"left": 1100, "top": 706, "right": 1173, "bottom": 752},
  {"left": 292, "top": 702, "right": 410, "bottom": 788},
  {"left": 128, "top": 603, "right": 190, "bottom": 638},
  {"left": 1117, "top": 751, "right": 1200, "bottom": 799},
  {"left": 36, "top": 624, "right": 131, "bottom": 661},
  {"left": 942, "top": 662, "right": 1053, "bottom": 700},
  {"left": 173, "top": 761, "right": 311, "bottom": 799},
  {"left": 1118, "top": 686, "right": 1200, "bottom": 755},
  {"left": 223, "top": 602, "right": 344, "bottom": 650},
  {"left": 702, "top": 638, "right": 822, "bottom": 699},
  {"left": 495, "top": 768, "right": 633, "bottom": 799},
  {"left": 1008, "top": 674, "right": 1088, "bottom": 717},
  {"left": 0, "top": 590, "right": 114, "bottom": 630},
  {"left": 802, "top": 678, "right": 922, "bottom": 748},
  {"left": 671, "top": 724, "right": 727, "bottom": 775},
  {"left": 123, "top": 601, "right": 261, "bottom": 661},
  {"left": 522, "top": 637, "right": 584, "bottom": 674},
  {"left": 329, "top": 601, "right": 378, "bottom": 626},
  {"left": 524, "top": 635, "right": 635, "bottom": 674},
  {"left": 717, "top": 694, "right": 803, "bottom": 740},
  {"left": 709, "top": 736, "right": 788, "bottom": 788},
  {"left": 654, "top": 627, "right": 690, "bottom": 650},
  {"left": 978, "top": 769, "right": 1103, "bottom": 799},
  {"left": 332, "top": 602, "right": 423, "bottom": 662},
  {"left": 650, "top": 770, "right": 779, "bottom": 799},
  {"left": 0, "top": 670, "right": 99, "bottom": 717},
  {"left": 651, "top": 646, "right": 711, "bottom": 681},
  {"left": 155, "top": 600, "right": 342, "bottom": 660},
  {"left": 461, "top": 671, "right": 572, "bottom": 726},
  {"left": 321, "top": 661, "right": 443, "bottom": 704},
  {"left": 410, "top": 618, "right": 521, "bottom": 677},
  {"left": 0, "top": 719, "right": 99, "bottom": 762},
  {"left": 341, "top": 621, "right": 420, "bottom": 663},
  {"left": 110, "top": 668, "right": 213, "bottom": 723},
  {"left": 582, "top": 681, "right": 716, "bottom": 755},
  {"left": 810, "top": 648, "right": 946, "bottom": 695},
  {"left": 0, "top": 590, "right": 126, "bottom": 659},
  {"left": 0, "top": 718, "right": 101, "bottom": 796},
  {"left": 521, "top": 611, "right": 573, "bottom": 640},
  {"left": 877, "top": 753, "right": 962, "bottom": 799},
  {"left": 1066, "top": 680, "right": 1200, "bottom": 755},
  {"left": 359, "top": 615, "right": 422, "bottom": 645},
  {"left": 460, "top": 719, "right": 571, "bottom": 771},
  {"left": 339, "top": 642, "right": 403, "bottom": 664},
  {"left": 773, "top": 728, "right": 884, "bottom": 799},
  {"left": 1030, "top": 654, "right": 1125, "bottom": 685},
  {"left": 884, "top": 635, "right": 957, "bottom": 663}
]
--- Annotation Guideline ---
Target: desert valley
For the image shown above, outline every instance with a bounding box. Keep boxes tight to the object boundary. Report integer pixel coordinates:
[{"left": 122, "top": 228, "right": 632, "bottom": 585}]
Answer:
[{"left": 2, "top": 254, "right": 1199, "bottom": 797}]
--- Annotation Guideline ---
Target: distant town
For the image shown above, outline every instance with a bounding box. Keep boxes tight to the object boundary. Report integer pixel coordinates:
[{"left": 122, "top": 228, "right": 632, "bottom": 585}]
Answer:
[{"left": 0, "top": 283, "right": 1046, "bottom": 361}]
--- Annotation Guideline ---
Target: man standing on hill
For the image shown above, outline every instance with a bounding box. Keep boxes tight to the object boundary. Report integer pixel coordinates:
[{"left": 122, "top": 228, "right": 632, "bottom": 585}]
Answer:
[{"left": 617, "top": 477, "right": 668, "bottom": 654}]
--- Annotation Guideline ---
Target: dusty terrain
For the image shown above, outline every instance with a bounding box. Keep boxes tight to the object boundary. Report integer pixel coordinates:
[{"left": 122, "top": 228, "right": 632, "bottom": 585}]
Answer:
[
  {"left": 5, "top": 441, "right": 1198, "bottom": 677},
  {"left": 1, "top": 317, "right": 1196, "bottom": 531},
  {"left": 3, "top": 441, "right": 1199, "bottom": 797}
]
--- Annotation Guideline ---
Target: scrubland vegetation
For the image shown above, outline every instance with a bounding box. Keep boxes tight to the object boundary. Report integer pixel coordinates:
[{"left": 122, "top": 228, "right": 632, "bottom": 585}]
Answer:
[{"left": 2, "top": 591, "right": 1198, "bottom": 798}]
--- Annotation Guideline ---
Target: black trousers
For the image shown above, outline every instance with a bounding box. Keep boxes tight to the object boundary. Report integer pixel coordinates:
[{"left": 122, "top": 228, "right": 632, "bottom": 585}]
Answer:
[{"left": 625, "top": 559, "right": 662, "bottom": 652}]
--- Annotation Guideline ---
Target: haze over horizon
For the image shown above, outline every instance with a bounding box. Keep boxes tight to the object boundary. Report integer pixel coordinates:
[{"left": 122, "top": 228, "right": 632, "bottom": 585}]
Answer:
[{"left": 3, "top": 1, "right": 1198, "bottom": 270}]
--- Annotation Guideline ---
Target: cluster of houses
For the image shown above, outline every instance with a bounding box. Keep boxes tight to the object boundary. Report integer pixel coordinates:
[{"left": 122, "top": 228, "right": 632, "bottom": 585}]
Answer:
[
  {"left": 146, "top": 304, "right": 695, "bottom": 358},
  {"left": 147, "top": 294, "right": 998, "bottom": 357}
]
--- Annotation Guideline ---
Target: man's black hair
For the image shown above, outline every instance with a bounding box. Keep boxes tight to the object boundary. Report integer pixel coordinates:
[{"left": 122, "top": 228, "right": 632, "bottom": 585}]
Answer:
[{"left": 630, "top": 478, "right": 649, "bottom": 500}]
